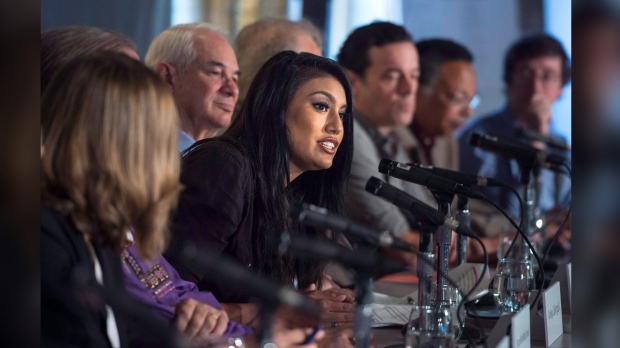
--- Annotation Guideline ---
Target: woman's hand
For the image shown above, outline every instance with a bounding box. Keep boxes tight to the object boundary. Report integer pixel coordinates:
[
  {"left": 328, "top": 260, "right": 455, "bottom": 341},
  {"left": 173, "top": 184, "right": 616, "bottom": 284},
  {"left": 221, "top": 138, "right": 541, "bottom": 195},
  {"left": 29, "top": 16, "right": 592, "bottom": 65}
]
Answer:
[
  {"left": 302, "top": 284, "right": 356, "bottom": 327},
  {"left": 174, "top": 298, "right": 229, "bottom": 342}
]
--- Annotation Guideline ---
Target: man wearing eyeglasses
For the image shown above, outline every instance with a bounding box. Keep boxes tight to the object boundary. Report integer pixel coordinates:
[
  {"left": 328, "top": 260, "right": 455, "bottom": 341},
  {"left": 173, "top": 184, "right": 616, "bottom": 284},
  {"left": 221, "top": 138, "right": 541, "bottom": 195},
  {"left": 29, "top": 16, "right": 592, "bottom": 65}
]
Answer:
[
  {"left": 395, "top": 39, "right": 478, "bottom": 170},
  {"left": 458, "top": 34, "right": 571, "bottom": 238}
]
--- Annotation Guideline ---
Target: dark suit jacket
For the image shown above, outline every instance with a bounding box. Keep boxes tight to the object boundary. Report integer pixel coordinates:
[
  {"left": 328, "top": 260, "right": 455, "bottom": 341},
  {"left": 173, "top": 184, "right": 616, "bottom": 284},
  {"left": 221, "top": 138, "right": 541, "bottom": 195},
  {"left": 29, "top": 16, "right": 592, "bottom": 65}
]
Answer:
[
  {"left": 41, "top": 205, "right": 130, "bottom": 347},
  {"left": 167, "top": 140, "right": 257, "bottom": 303}
]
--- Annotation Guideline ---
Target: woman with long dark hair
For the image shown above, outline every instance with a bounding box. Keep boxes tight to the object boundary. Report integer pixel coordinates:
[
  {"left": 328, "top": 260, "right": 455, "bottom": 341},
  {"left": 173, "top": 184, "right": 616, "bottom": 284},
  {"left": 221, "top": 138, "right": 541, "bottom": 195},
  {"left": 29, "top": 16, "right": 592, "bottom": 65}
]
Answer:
[{"left": 167, "top": 51, "right": 355, "bottom": 324}]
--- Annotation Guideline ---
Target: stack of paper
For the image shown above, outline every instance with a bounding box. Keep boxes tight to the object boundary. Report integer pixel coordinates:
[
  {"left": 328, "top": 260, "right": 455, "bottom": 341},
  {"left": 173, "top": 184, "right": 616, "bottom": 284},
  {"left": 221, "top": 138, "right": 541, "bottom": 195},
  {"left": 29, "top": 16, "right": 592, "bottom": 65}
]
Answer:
[{"left": 371, "top": 263, "right": 490, "bottom": 327}]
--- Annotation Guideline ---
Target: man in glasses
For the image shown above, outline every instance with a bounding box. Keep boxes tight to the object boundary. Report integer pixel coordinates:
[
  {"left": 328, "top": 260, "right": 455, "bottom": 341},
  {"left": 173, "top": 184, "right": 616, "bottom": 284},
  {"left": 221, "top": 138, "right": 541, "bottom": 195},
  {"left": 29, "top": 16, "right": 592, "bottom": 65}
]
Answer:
[
  {"left": 396, "top": 38, "right": 478, "bottom": 170},
  {"left": 458, "top": 34, "right": 571, "bottom": 238}
]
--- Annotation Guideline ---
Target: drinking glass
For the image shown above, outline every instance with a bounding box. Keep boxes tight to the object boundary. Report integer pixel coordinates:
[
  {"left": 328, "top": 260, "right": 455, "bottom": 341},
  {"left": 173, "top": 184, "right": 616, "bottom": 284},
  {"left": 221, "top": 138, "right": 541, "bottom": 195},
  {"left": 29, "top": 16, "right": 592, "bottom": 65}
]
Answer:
[
  {"left": 492, "top": 258, "right": 535, "bottom": 312},
  {"left": 203, "top": 335, "right": 246, "bottom": 348},
  {"left": 405, "top": 305, "right": 455, "bottom": 348},
  {"left": 429, "top": 283, "right": 464, "bottom": 341}
]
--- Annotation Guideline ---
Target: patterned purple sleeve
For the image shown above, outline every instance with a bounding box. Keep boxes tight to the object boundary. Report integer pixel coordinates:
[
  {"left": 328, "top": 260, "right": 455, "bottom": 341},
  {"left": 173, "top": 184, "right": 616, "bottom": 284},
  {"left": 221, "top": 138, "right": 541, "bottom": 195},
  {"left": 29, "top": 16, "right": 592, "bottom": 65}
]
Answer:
[{"left": 122, "top": 244, "right": 253, "bottom": 336}]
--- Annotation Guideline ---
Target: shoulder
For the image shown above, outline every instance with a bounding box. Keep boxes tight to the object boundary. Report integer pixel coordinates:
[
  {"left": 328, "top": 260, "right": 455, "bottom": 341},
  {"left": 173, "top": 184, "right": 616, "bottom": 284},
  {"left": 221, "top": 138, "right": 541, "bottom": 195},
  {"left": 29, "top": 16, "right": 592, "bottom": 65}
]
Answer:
[
  {"left": 41, "top": 204, "right": 78, "bottom": 242},
  {"left": 352, "top": 119, "right": 379, "bottom": 160},
  {"left": 183, "top": 139, "right": 250, "bottom": 170}
]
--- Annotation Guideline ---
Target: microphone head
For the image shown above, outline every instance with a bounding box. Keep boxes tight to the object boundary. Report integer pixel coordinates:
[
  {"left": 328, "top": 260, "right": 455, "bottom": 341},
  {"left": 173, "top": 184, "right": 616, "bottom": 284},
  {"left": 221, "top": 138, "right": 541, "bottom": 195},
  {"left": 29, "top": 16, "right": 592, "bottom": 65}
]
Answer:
[
  {"left": 378, "top": 159, "right": 393, "bottom": 174},
  {"left": 469, "top": 132, "right": 482, "bottom": 146},
  {"left": 365, "top": 176, "right": 384, "bottom": 195}
]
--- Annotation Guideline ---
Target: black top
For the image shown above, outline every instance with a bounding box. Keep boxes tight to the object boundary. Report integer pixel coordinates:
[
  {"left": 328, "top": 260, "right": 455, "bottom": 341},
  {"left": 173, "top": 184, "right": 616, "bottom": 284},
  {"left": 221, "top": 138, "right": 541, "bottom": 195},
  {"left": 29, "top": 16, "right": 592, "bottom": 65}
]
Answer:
[
  {"left": 167, "top": 140, "right": 257, "bottom": 303},
  {"left": 41, "top": 204, "right": 130, "bottom": 347}
]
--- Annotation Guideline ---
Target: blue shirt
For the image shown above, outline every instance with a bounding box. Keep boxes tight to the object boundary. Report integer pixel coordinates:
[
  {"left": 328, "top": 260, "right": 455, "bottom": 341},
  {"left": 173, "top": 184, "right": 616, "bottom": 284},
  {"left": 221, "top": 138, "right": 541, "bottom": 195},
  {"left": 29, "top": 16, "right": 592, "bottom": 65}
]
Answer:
[
  {"left": 458, "top": 107, "right": 571, "bottom": 218},
  {"left": 178, "top": 129, "right": 195, "bottom": 153}
]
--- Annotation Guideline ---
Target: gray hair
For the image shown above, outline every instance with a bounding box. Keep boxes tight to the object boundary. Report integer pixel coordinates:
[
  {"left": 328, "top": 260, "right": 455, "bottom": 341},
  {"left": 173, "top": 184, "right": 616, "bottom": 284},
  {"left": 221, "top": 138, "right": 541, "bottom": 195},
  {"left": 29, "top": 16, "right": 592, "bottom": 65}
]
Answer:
[
  {"left": 145, "top": 22, "right": 228, "bottom": 71},
  {"left": 234, "top": 18, "right": 324, "bottom": 111},
  {"left": 41, "top": 26, "right": 136, "bottom": 93}
]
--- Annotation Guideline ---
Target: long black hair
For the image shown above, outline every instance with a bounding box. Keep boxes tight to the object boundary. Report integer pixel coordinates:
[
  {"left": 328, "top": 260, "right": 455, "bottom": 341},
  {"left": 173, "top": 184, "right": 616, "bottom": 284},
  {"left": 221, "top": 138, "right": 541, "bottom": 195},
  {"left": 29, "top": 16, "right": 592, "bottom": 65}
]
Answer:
[{"left": 186, "top": 51, "right": 353, "bottom": 288}]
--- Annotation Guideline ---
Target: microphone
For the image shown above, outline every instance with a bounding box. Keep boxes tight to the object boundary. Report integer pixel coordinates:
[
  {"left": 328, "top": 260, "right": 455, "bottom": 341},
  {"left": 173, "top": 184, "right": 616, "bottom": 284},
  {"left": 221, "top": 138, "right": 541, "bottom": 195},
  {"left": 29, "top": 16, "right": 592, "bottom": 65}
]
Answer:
[
  {"left": 365, "top": 177, "right": 476, "bottom": 238},
  {"left": 275, "top": 232, "right": 410, "bottom": 276},
  {"left": 378, "top": 159, "right": 486, "bottom": 199},
  {"left": 290, "top": 201, "right": 414, "bottom": 252},
  {"left": 408, "top": 162, "right": 504, "bottom": 187},
  {"left": 167, "top": 239, "right": 320, "bottom": 316},
  {"left": 469, "top": 133, "right": 567, "bottom": 171},
  {"left": 514, "top": 127, "right": 571, "bottom": 151}
]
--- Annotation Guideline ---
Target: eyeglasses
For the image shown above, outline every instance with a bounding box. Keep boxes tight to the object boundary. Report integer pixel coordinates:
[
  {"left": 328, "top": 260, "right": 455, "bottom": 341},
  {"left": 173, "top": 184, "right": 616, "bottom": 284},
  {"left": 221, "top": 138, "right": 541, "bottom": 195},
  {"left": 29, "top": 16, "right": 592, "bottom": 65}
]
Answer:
[
  {"left": 443, "top": 92, "right": 481, "bottom": 110},
  {"left": 513, "top": 68, "right": 561, "bottom": 85}
]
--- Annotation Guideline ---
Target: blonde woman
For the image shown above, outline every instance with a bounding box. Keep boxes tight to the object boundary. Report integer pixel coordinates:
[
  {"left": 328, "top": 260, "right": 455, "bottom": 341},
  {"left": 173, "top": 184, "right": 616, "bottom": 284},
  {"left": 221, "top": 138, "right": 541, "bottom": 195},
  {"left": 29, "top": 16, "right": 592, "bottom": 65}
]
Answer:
[{"left": 41, "top": 52, "right": 182, "bottom": 347}]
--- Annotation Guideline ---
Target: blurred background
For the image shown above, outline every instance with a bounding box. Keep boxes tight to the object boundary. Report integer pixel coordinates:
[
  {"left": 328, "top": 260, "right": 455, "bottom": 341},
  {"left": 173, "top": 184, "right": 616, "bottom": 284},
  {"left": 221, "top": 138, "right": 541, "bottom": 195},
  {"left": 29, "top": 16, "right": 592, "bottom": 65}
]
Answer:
[
  {"left": 41, "top": 0, "right": 572, "bottom": 143},
  {"left": 27, "top": 0, "right": 620, "bottom": 346}
]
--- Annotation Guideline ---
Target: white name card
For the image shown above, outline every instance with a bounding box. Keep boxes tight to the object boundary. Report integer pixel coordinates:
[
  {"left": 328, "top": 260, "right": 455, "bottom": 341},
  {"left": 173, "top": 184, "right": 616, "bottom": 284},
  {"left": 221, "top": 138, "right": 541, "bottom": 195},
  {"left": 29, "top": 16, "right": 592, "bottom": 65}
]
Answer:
[
  {"left": 511, "top": 303, "right": 531, "bottom": 348},
  {"left": 531, "top": 282, "right": 563, "bottom": 346},
  {"left": 549, "top": 262, "right": 571, "bottom": 312}
]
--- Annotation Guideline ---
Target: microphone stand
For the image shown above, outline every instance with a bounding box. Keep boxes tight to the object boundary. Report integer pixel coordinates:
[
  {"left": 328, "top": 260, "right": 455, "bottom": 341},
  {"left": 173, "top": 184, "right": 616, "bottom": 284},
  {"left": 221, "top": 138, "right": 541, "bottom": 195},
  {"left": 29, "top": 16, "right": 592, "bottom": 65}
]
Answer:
[
  {"left": 518, "top": 163, "right": 541, "bottom": 261},
  {"left": 258, "top": 304, "right": 276, "bottom": 348},
  {"left": 455, "top": 195, "right": 470, "bottom": 265},
  {"left": 417, "top": 224, "right": 435, "bottom": 307},
  {"left": 428, "top": 189, "right": 456, "bottom": 305},
  {"left": 353, "top": 267, "right": 374, "bottom": 348}
]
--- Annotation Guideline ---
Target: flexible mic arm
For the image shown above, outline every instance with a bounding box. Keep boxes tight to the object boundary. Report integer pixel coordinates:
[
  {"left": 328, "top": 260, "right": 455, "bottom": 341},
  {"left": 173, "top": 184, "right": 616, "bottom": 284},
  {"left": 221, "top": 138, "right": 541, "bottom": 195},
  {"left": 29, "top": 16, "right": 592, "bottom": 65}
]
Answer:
[
  {"left": 365, "top": 177, "right": 476, "bottom": 238},
  {"left": 408, "top": 162, "right": 505, "bottom": 187},
  {"left": 167, "top": 238, "right": 320, "bottom": 315},
  {"left": 276, "top": 232, "right": 409, "bottom": 348},
  {"left": 378, "top": 159, "right": 487, "bottom": 200},
  {"left": 290, "top": 201, "right": 415, "bottom": 252},
  {"left": 469, "top": 132, "right": 567, "bottom": 172},
  {"left": 514, "top": 127, "right": 571, "bottom": 151},
  {"left": 275, "top": 232, "right": 409, "bottom": 276},
  {"left": 167, "top": 238, "right": 323, "bottom": 347}
]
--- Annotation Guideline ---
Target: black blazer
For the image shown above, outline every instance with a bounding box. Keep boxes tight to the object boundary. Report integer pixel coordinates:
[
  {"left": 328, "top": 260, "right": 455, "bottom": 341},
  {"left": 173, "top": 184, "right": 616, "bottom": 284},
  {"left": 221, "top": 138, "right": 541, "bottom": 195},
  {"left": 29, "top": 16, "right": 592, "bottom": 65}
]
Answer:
[{"left": 41, "top": 205, "right": 130, "bottom": 347}]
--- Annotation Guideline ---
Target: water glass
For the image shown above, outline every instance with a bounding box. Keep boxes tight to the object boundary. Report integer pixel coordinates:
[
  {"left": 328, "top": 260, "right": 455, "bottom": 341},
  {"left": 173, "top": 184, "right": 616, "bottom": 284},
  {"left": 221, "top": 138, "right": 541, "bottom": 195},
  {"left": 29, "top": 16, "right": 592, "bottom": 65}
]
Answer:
[
  {"left": 405, "top": 305, "right": 455, "bottom": 348},
  {"left": 429, "top": 283, "right": 464, "bottom": 341},
  {"left": 202, "top": 336, "right": 246, "bottom": 348},
  {"left": 493, "top": 258, "right": 535, "bottom": 312}
]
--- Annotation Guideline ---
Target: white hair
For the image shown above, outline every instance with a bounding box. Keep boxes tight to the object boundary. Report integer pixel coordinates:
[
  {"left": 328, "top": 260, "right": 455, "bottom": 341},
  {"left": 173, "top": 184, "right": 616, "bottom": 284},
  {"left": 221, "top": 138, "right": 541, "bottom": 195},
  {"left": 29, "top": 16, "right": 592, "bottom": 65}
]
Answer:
[{"left": 145, "top": 22, "right": 228, "bottom": 71}]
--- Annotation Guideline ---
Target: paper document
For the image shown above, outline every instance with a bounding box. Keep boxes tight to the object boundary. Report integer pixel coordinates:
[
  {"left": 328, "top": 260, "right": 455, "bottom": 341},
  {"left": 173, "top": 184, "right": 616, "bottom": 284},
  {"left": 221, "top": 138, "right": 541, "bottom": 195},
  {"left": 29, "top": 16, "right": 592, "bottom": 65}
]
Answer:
[
  {"left": 371, "top": 304, "right": 413, "bottom": 327},
  {"left": 373, "top": 263, "right": 490, "bottom": 305}
]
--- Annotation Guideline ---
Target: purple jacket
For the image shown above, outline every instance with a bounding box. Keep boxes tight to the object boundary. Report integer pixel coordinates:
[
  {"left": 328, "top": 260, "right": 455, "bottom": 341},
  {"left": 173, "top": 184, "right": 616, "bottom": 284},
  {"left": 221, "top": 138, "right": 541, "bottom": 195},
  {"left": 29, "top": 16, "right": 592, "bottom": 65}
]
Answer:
[{"left": 121, "top": 243, "right": 253, "bottom": 337}]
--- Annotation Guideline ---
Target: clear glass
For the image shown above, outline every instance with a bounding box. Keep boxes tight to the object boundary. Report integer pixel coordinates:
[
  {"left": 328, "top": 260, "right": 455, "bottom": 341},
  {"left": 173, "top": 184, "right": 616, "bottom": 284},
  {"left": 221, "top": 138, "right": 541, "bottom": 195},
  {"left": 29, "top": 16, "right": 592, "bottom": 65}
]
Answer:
[
  {"left": 497, "top": 234, "right": 513, "bottom": 260},
  {"left": 203, "top": 336, "right": 246, "bottom": 348},
  {"left": 429, "top": 283, "right": 464, "bottom": 341},
  {"left": 493, "top": 258, "right": 535, "bottom": 312},
  {"left": 405, "top": 305, "right": 455, "bottom": 348}
]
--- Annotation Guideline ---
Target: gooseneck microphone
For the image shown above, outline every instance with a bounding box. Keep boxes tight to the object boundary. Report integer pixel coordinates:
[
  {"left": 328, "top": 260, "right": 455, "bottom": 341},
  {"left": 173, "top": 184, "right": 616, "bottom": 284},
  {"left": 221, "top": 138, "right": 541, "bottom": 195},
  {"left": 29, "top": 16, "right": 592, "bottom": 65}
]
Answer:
[
  {"left": 275, "top": 232, "right": 410, "bottom": 276},
  {"left": 167, "top": 238, "right": 321, "bottom": 316},
  {"left": 378, "top": 159, "right": 487, "bottom": 199},
  {"left": 408, "top": 162, "right": 504, "bottom": 187},
  {"left": 514, "top": 127, "right": 571, "bottom": 151},
  {"left": 365, "top": 177, "right": 475, "bottom": 238},
  {"left": 469, "top": 133, "right": 567, "bottom": 171},
  {"left": 290, "top": 201, "right": 415, "bottom": 252}
]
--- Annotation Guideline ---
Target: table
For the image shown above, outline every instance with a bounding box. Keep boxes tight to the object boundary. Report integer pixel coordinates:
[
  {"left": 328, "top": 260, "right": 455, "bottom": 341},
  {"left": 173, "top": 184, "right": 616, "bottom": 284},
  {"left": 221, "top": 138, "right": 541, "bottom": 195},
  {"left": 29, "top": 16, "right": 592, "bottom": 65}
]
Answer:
[{"left": 371, "top": 280, "right": 571, "bottom": 348}]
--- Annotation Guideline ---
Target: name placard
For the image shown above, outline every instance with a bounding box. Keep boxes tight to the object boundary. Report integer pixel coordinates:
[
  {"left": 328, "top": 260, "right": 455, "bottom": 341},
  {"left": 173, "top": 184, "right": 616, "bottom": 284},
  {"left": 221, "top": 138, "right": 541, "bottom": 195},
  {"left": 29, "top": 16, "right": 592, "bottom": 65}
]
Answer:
[
  {"left": 511, "top": 303, "right": 531, "bottom": 348},
  {"left": 531, "top": 281, "right": 564, "bottom": 346},
  {"left": 549, "top": 262, "right": 571, "bottom": 312}
]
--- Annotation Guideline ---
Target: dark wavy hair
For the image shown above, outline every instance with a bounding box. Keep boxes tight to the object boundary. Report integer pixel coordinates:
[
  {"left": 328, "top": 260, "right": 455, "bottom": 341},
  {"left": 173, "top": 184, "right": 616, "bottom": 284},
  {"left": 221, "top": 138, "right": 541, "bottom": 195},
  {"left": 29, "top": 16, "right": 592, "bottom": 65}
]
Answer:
[
  {"left": 185, "top": 51, "right": 353, "bottom": 288},
  {"left": 417, "top": 38, "right": 474, "bottom": 87},
  {"left": 337, "top": 21, "right": 413, "bottom": 77},
  {"left": 503, "top": 33, "right": 571, "bottom": 87}
]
